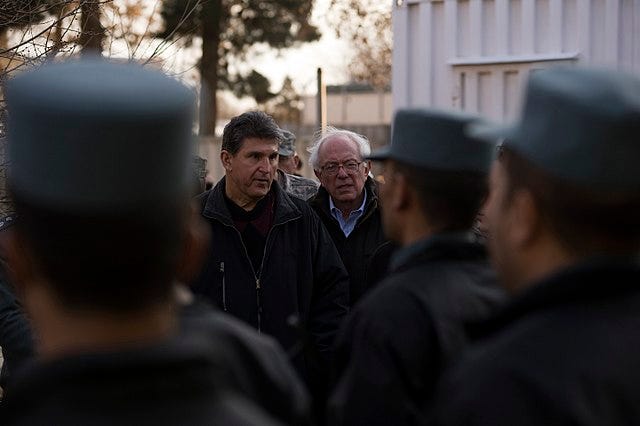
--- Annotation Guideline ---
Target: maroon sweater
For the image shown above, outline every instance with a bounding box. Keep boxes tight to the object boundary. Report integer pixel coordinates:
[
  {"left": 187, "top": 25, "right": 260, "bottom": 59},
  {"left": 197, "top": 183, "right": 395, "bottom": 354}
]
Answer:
[{"left": 224, "top": 190, "right": 275, "bottom": 273}]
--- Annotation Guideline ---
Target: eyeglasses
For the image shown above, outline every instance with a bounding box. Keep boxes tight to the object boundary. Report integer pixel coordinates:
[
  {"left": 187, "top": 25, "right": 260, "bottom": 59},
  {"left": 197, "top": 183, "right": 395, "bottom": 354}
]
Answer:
[{"left": 320, "top": 160, "right": 363, "bottom": 175}]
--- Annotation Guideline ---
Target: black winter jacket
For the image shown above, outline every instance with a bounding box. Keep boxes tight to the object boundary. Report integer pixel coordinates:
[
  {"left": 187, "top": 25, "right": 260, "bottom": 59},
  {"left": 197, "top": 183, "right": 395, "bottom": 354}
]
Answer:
[
  {"left": 432, "top": 258, "right": 640, "bottom": 426},
  {"left": 309, "top": 177, "right": 387, "bottom": 304},
  {"left": 180, "top": 294, "right": 310, "bottom": 425},
  {"left": 1, "top": 333, "right": 279, "bottom": 426},
  {"left": 192, "top": 179, "right": 349, "bottom": 383},
  {"left": 329, "top": 233, "right": 505, "bottom": 426}
]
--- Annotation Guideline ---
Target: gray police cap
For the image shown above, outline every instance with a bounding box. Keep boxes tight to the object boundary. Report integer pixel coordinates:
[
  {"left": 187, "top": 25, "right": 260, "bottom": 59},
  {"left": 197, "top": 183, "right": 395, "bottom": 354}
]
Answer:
[
  {"left": 278, "top": 129, "right": 296, "bottom": 156},
  {"left": 6, "top": 59, "right": 195, "bottom": 212},
  {"left": 368, "top": 108, "right": 494, "bottom": 173},
  {"left": 469, "top": 67, "right": 640, "bottom": 191}
]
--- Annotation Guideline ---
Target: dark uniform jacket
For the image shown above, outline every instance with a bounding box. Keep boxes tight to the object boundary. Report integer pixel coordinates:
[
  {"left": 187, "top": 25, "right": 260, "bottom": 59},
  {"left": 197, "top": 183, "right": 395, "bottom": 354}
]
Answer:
[
  {"left": 1, "top": 333, "right": 279, "bottom": 426},
  {"left": 180, "top": 295, "right": 310, "bottom": 424},
  {"left": 192, "top": 178, "right": 349, "bottom": 386},
  {"left": 432, "top": 258, "right": 640, "bottom": 426},
  {"left": 309, "top": 177, "right": 387, "bottom": 304},
  {"left": 329, "top": 233, "right": 505, "bottom": 426}
]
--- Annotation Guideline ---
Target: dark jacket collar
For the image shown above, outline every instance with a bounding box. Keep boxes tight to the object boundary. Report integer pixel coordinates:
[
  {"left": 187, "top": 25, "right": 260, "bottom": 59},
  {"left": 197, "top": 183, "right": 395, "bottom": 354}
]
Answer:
[
  {"left": 310, "top": 176, "right": 379, "bottom": 222},
  {"left": 5, "top": 332, "right": 222, "bottom": 404},
  {"left": 389, "top": 232, "right": 486, "bottom": 273},
  {"left": 472, "top": 256, "right": 640, "bottom": 338},
  {"left": 202, "top": 177, "right": 302, "bottom": 227}
]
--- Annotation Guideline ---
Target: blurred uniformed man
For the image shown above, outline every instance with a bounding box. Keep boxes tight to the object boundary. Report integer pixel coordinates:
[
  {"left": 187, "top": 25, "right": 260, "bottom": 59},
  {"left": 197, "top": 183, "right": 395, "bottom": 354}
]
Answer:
[
  {"left": 329, "top": 109, "right": 505, "bottom": 426},
  {"left": 432, "top": 67, "right": 640, "bottom": 426},
  {"left": 277, "top": 129, "right": 303, "bottom": 175},
  {"left": 0, "top": 60, "right": 277, "bottom": 425},
  {"left": 276, "top": 129, "right": 319, "bottom": 201}
]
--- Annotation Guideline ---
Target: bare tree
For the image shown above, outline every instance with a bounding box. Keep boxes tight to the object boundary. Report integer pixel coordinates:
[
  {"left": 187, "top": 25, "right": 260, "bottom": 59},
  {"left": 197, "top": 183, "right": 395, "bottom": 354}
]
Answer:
[
  {"left": 327, "top": 0, "right": 392, "bottom": 89},
  {"left": 0, "top": 0, "right": 194, "bottom": 137},
  {"left": 79, "top": 0, "right": 105, "bottom": 54}
]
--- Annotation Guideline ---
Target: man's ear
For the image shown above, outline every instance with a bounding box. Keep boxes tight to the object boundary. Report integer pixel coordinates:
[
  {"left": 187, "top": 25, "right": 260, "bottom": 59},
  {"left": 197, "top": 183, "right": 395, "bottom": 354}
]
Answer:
[
  {"left": 508, "top": 189, "right": 542, "bottom": 249},
  {"left": 176, "top": 205, "right": 211, "bottom": 285},
  {"left": 391, "top": 173, "right": 411, "bottom": 212},
  {"left": 362, "top": 160, "right": 372, "bottom": 176},
  {"left": 220, "top": 150, "right": 233, "bottom": 172}
]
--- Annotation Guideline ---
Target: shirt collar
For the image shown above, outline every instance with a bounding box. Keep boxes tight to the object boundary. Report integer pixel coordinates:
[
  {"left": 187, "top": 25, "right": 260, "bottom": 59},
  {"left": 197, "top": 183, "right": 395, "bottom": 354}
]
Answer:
[{"left": 329, "top": 188, "right": 367, "bottom": 217}]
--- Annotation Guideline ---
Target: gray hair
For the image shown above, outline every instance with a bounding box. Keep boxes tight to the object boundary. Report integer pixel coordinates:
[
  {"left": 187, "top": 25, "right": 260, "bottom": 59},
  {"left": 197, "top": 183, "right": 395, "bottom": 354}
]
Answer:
[{"left": 308, "top": 127, "right": 372, "bottom": 170}]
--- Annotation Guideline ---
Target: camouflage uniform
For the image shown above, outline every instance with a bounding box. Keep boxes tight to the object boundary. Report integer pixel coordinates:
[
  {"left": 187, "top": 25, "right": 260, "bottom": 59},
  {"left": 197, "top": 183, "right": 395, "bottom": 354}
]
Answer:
[{"left": 276, "top": 169, "right": 319, "bottom": 201}]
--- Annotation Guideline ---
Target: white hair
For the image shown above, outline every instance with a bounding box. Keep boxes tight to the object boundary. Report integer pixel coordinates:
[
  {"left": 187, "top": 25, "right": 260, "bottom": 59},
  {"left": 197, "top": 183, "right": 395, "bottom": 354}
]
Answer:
[{"left": 307, "top": 127, "right": 372, "bottom": 170}]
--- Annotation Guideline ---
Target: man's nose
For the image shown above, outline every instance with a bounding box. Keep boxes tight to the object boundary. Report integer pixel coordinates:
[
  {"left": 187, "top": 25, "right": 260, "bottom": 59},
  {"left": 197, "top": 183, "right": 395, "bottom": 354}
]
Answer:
[
  {"left": 336, "top": 166, "right": 349, "bottom": 178},
  {"left": 258, "top": 156, "right": 273, "bottom": 172}
]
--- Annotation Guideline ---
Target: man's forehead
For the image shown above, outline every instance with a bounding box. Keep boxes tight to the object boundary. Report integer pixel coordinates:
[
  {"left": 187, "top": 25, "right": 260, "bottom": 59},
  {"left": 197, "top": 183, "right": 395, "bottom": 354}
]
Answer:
[
  {"left": 240, "top": 137, "right": 278, "bottom": 152},
  {"left": 320, "top": 135, "right": 360, "bottom": 159}
]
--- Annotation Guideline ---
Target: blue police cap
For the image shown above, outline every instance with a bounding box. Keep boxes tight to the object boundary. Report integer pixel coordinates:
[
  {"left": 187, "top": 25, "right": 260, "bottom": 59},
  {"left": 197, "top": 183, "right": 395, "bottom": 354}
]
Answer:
[
  {"left": 368, "top": 108, "right": 494, "bottom": 174},
  {"left": 6, "top": 59, "right": 195, "bottom": 212},
  {"left": 469, "top": 67, "right": 640, "bottom": 191}
]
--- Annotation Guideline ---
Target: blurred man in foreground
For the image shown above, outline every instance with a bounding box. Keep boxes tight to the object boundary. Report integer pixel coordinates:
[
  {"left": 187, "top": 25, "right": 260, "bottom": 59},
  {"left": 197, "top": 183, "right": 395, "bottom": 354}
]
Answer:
[
  {"left": 432, "top": 67, "right": 640, "bottom": 425},
  {"left": 0, "top": 60, "right": 276, "bottom": 425},
  {"left": 329, "top": 109, "right": 505, "bottom": 425}
]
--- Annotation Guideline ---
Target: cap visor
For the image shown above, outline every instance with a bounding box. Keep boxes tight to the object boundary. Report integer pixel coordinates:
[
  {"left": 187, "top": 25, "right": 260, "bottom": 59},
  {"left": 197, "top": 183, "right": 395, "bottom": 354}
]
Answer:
[{"left": 366, "top": 145, "right": 393, "bottom": 161}]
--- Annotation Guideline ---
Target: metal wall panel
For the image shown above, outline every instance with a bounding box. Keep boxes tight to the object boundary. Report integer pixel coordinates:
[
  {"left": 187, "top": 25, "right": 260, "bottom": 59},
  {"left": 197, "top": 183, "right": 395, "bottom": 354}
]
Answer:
[{"left": 393, "top": 0, "right": 640, "bottom": 121}]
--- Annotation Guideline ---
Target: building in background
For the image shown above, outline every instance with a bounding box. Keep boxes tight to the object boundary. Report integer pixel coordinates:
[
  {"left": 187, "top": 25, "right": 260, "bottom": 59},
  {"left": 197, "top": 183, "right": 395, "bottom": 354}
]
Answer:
[
  {"left": 393, "top": 0, "right": 640, "bottom": 121},
  {"left": 302, "top": 83, "right": 392, "bottom": 149}
]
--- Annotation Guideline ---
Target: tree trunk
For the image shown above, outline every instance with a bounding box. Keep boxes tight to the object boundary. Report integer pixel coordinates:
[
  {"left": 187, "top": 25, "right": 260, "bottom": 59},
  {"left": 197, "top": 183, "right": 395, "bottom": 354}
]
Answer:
[
  {"left": 79, "top": 0, "right": 104, "bottom": 56},
  {"left": 0, "top": 28, "right": 9, "bottom": 51},
  {"left": 50, "top": 3, "right": 68, "bottom": 56},
  {"left": 198, "top": 0, "right": 222, "bottom": 136}
]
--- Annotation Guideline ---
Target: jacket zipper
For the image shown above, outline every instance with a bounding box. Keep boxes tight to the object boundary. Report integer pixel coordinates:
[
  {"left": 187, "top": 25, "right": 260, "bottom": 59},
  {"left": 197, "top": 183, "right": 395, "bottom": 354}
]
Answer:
[
  {"left": 216, "top": 215, "right": 299, "bottom": 334},
  {"left": 255, "top": 278, "right": 262, "bottom": 332},
  {"left": 220, "top": 261, "right": 227, "bottom": 312},
  {"left": 252, "top": 214, "right": 298, "bottom": 330}
]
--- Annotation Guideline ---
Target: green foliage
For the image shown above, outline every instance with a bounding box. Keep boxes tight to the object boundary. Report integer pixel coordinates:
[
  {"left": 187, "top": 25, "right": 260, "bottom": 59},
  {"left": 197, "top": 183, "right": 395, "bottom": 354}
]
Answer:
[{"left": 158, "top": 0, "right": 319, "bottom": 108}]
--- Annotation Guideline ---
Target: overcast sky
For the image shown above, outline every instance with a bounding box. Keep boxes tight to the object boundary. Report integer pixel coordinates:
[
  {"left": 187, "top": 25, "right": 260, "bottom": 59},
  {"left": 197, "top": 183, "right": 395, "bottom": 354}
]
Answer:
[
  {"left": 127, "top": 0, "right": 352, "bottom": 107},
  {"left": 248, "top": 0, "right": 351, "bottom": 95}
]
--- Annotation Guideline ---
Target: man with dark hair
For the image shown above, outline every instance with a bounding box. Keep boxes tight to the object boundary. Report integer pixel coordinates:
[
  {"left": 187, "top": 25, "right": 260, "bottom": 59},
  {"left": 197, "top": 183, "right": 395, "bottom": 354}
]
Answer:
[
  {"left": 328, "top": 109, "right": 505, "bottom": 426},
  {"left": 432, "top": 67, "right": 640, "bottom": 426},
  {"left": 192, "top": 111, "right": 349, "bottom": 410},
  {"left": 0, "top": 60, "right": 275, "bottom": 425}
]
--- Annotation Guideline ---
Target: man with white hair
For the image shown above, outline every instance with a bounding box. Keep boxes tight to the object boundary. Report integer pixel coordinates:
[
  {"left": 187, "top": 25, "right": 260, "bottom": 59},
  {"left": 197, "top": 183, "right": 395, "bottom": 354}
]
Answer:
[{"left": 308, "top": 128, "right": 387, "bottom": 305}]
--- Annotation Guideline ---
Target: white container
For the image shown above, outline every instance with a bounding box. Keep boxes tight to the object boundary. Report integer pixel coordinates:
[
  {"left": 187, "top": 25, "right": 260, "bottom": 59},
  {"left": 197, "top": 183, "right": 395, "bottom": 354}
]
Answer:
[{"left": 393, "top": 0, "right": 640, "bottom": 121}]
